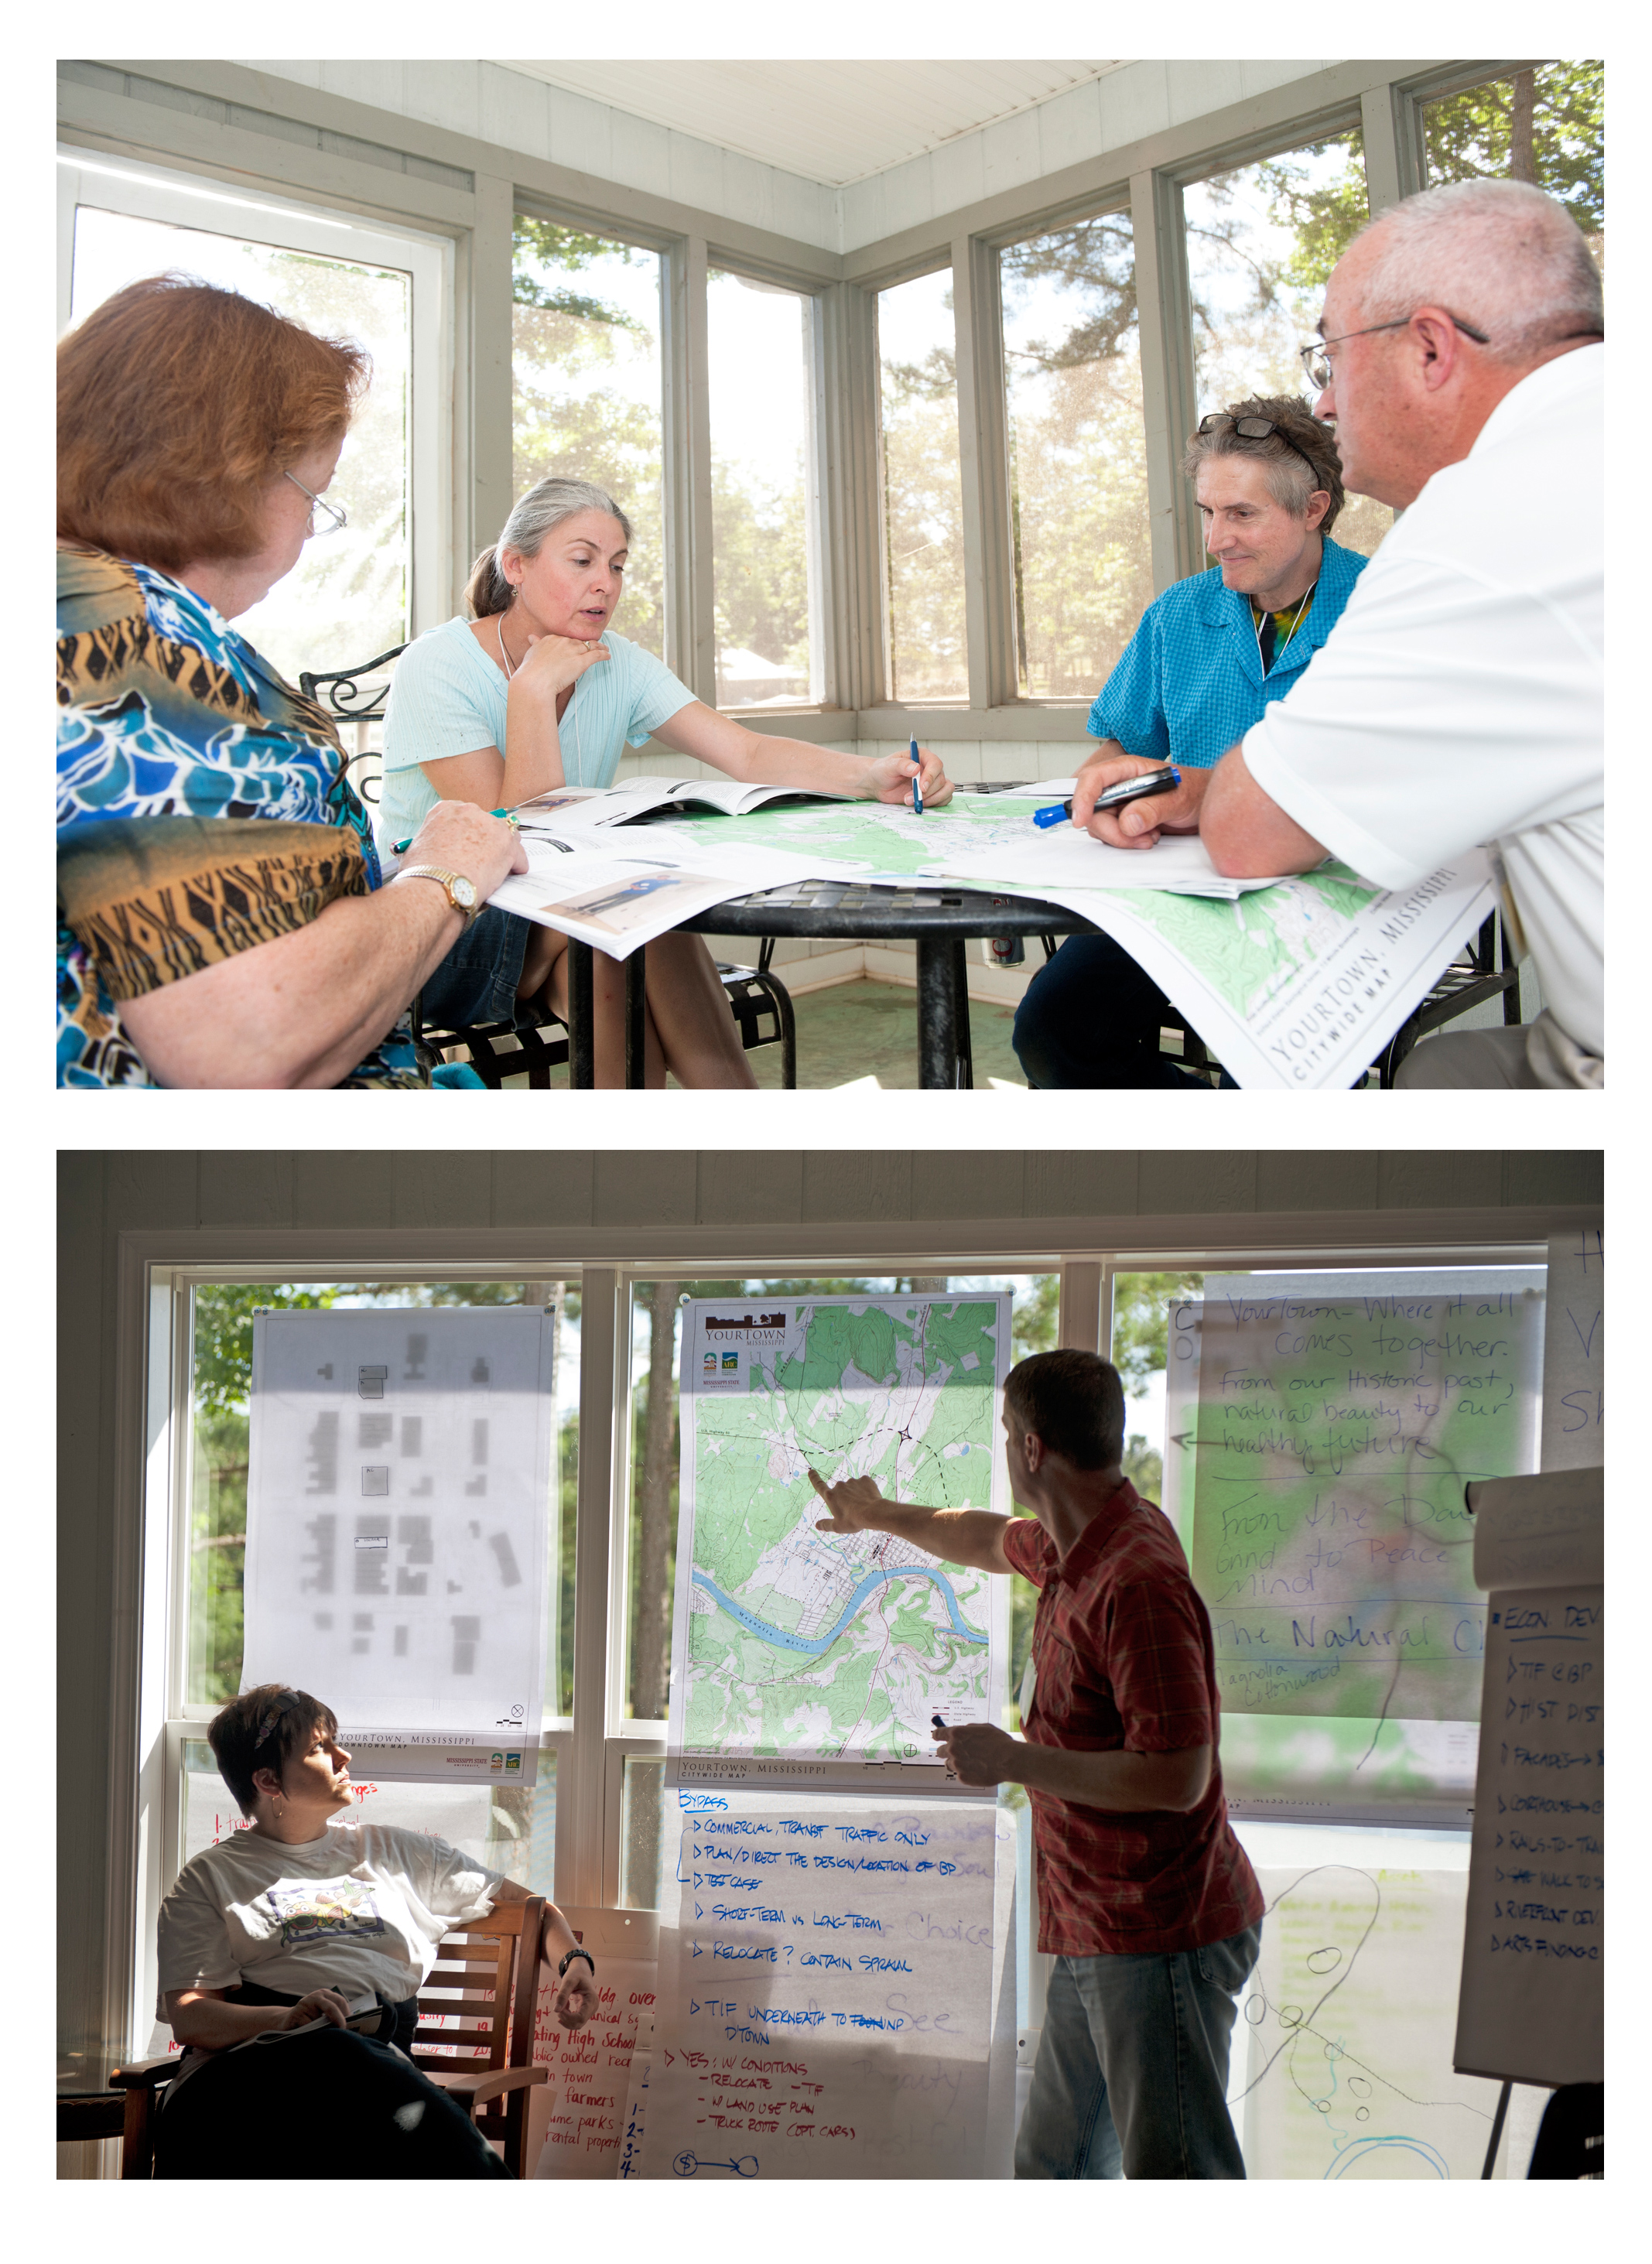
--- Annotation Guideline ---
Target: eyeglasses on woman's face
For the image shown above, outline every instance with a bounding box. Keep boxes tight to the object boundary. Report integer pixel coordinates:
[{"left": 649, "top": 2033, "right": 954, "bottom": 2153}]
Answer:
[{"left": 283, "top": 468, "right": 349, "bottom": 539}]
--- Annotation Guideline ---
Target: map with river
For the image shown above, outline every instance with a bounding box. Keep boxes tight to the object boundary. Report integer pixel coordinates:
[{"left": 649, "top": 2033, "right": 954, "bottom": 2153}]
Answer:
[{"left": 669, "top": 1294, "right": 1011, "bottom": 1766}]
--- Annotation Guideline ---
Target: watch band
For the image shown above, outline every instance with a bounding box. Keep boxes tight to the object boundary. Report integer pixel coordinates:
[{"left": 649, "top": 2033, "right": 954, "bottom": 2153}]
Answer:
[
  {"left": 558, "top": 1946, "right": 596, "bottom": 1980},
  {"left": 395, "top": 864, "right": 481, "bottom": 930}
]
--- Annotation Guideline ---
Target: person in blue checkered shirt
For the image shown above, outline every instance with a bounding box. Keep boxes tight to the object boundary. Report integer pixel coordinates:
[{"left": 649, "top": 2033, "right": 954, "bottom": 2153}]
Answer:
[{"left": 1012, "top": 395, "right": 1367, "bottom": 1087}]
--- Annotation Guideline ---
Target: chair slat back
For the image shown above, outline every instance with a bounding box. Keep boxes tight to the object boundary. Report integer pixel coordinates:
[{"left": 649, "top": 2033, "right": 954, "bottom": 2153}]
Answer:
[{"left": 410, "top": 1898, "right": 542, "bottom": 2081}]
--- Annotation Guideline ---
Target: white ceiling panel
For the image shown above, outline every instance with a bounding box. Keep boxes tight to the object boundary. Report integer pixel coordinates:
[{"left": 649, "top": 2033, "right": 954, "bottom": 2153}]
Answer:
[{"left": 499, "top": 60, "right": 1124, "bottom": 186}]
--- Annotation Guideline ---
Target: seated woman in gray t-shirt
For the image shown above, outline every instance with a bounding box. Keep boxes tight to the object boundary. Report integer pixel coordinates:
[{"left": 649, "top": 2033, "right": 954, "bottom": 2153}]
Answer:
[{"left": 384, "top": 476, "right": 953, "bottom": 1086}]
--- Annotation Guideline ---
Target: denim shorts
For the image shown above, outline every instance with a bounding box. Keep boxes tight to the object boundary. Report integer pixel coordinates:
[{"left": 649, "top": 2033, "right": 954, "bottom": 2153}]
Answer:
[{"left": 418, "top": 904, "right": 531, "bottom": 1028}]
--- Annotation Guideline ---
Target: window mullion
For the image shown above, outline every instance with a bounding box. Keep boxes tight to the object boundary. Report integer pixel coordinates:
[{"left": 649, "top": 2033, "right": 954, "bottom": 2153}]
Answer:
[
  {"left": 1133, "top": 168, "right": 1200, "bottom": 591},
  {"left": 563, "top": 1266, "right": 618, "bottom": 1909}
]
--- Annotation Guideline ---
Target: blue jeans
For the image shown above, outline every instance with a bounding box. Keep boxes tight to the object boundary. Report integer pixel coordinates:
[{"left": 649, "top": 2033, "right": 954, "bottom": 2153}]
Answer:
[
  {"left": 1011, "top": 932, "right": 1236, "bottom": 1088},
  {"left": 1015, "top": 1924, "right": 1260, "bottom": 2179},
  {"left": 419, "top": 904, "right": 531, "bottom": 1027}
]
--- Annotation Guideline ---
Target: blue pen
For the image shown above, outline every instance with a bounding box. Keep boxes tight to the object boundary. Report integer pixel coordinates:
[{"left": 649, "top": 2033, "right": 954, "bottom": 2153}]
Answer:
[
  {"left": 1032, "top": 768, "right": 1182, "bottom": 829},
  {"left": 910, "top": 734, "right": 922, "bottom": 818}
]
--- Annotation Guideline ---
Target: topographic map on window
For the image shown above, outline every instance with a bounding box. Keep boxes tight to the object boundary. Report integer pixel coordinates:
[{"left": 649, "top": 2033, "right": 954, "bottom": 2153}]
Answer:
[{"left": 669, "top": 1295, "right": 1011, "bottom": 1789}]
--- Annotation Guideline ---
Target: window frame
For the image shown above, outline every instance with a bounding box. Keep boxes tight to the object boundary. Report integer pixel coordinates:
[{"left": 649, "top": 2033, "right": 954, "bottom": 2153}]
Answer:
[
  {"left": 122, "top": 1230, "right": 1546, "bottom": 2061},
  {"left": 57, "top": 145, "right": 455, "bottom": 650},
  {"left": 59, "top": 56, "right": 1578, "bottom": 744}
]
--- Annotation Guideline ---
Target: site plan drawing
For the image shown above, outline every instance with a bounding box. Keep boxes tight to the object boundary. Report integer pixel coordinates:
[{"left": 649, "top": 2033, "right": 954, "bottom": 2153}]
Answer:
[
  {"left": 669, "top": 1294, "right": 1011, "bottom": 1787},
  {"left": 243, "top": 1308, "right": 556, "bottom": 1763}
]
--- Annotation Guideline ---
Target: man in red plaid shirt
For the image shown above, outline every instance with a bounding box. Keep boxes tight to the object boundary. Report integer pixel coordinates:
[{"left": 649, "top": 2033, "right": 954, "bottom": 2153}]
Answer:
[{"left": 808, "top": 1347, "right": 1262, "bottom": 2179}]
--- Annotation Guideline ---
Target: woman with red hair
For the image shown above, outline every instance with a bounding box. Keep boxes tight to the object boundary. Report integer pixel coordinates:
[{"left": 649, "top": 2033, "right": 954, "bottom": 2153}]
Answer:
[{"left": 57, "top": 273, "right": 523, "bottom": 1086}]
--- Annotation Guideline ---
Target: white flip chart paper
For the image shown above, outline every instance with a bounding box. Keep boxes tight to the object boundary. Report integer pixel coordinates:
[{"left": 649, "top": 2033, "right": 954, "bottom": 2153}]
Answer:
[
  {"left": 1455, "top": 1466, "right": 1603, "bottom": 2087},
  {"left": 242, "top": 1308, "right": 555, "bottom": 1742},
  {"left": 638, "top": 1794, "right": 1012, "bottom": 2180}
]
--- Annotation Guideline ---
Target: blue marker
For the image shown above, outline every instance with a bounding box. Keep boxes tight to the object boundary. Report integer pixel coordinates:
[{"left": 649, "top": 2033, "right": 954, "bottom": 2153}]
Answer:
[
  {"left": 1032, "top": 767, "right": 1182, "bottom": 829},
  {"left": 910, "top": 734, "right": 922, "bottom": 818}
]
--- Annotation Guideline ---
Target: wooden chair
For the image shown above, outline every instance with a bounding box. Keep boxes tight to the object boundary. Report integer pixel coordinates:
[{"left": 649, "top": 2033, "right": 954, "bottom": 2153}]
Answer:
[
  {"left": 109, "top": 1896, "right": 548, "bottom": 2179},
  {"left": 301, "top": 650, "right": 799, "bottom": 1087}
]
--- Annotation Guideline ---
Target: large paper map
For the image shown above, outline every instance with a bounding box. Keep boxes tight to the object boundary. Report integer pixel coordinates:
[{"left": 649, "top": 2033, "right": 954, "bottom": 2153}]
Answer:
[
  {"left": 669, "top": 1294, "right": 1011, "bottom": 1777},
  {"left": 636, "top": 795, "right": 1058, "bottom": 882}
]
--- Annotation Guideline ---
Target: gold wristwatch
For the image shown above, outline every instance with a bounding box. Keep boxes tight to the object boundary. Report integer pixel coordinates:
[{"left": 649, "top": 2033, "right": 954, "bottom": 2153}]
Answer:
[{"left": 395, "top": 864, "right": 481, "bottom": 929}]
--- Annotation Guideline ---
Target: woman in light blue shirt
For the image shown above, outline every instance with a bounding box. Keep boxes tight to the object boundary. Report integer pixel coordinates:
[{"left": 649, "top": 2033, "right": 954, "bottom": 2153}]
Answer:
[{"left": 384, "top": 476, "right": 952, "bottom": 1086}]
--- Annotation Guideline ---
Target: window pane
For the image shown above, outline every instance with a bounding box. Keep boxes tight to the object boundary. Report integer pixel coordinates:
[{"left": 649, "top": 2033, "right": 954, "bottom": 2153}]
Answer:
[
  {"left": 1000, "top": 211, "right": 1153, "bottom": 698},
  {"left": 183, "top": 1739, "right": 556, "bottom": 1894},
  {"left": 69, "top": 207, "right": 412, "bottom": 679},
  {"left": 877, "top": 268, "right": 967, "bottom": 702},
  {"left": 1184, "top": 133, "right": 1394, "bottom": 559},
  {"left": 512, "top": 221, "right": 665, "bottom": 660},
  {"left": 708, "top": 269, "right": 817, "bottom": 708},
  {"left": 621, "top": 1271, "right": 1058, "bottom": 1734},
  {"left": 186, "top": 1281, "right": 579, "bottom": 1722},
  {"left": 1110, "top": 1262, "right": 1547, "bottom": 1821},
  {"left": 1422, "top": 63, "right": 1605, "bottom": 277}
]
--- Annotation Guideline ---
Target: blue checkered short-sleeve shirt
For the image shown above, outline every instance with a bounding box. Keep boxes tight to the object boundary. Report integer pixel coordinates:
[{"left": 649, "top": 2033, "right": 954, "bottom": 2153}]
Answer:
[{"left": 1088, "top": 535, "right": 1369, "bottom": 769}]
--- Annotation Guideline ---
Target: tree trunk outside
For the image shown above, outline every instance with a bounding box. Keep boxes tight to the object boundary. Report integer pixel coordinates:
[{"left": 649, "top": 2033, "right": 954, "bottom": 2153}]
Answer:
[
  {"left": 1510, "top": 70, "right": 1537, "bottom": 183},
  {"left": 631, "top": 1284, "right": 679, "bottom": 1722}
]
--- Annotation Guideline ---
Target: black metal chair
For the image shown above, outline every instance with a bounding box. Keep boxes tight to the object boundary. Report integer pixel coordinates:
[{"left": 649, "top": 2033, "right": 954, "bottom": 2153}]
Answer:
[{"left": 300, "top": 650, "right": 798, "bottom": 1087}]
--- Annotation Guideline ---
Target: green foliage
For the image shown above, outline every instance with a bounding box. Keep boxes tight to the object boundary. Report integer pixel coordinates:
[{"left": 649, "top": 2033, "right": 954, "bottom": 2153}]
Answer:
[
  {"left": 1111, "top": 1271, "right": 1203, "bottom": 1396},
  {"left": 1011, "top": 1276, "right": 1059, "bottom": 1361},
  {"left": 1254, "top": 130, "right": 1370, "bottom": 294},
  {"left": 1421, "top": 63, "right": 1603, "bottom": 239},
  {"left": 511, "top": 226, "right": 666, "bottom": 658},
  {"left": 711, "top": 450, "right": 811, "bottom": 671},
  {"left": 513, "top": 217, "right": 648, "bottom": 327},
  {"left": 1123, "top": 1434, "right": 1165, "bottom": 1502},
  {"left": 1001, "top": 214, "right": 1138, "bottom": 366}
]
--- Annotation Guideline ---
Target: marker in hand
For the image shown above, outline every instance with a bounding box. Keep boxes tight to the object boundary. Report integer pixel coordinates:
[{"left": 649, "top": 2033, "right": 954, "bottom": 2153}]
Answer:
[
  {"left": 391, "top": 808, "right": 518, "bottom": 856},
  {"left": 910, "top": 734, "right": 923, "bottom": 819},
  {"left": 1032, "top": 766, "right": 1182, "bottom": 829}
]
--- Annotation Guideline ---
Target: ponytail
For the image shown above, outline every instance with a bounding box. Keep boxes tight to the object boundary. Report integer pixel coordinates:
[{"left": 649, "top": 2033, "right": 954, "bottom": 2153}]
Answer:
[{"left": 464, "top": 545, "right": 512, "bottom": 619}]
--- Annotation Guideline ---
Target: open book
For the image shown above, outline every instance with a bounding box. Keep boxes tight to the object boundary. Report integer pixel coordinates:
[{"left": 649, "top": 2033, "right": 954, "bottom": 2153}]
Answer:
[{"left": 511, "top": 778, "right": 847, "bottom": 831}]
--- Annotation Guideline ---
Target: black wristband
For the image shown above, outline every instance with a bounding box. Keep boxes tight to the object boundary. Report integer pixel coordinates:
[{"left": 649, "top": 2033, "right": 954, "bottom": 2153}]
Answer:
[{"left": 558, "top": 1946, "right": 595, "bottom": 1980}]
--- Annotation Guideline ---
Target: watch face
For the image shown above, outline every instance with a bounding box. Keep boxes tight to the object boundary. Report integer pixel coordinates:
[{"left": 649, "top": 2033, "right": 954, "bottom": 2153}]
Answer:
[{"left": 452, "top": 877, "right": 478, "bottom": 909}]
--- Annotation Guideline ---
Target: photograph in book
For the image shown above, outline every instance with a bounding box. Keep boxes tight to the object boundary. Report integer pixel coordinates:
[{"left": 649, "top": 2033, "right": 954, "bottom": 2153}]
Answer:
[{"left": 669, "top": 1296, "right": 1011, "bottom": 1776}]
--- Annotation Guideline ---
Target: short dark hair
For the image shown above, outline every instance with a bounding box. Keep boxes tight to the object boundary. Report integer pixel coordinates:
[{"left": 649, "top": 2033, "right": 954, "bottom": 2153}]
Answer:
[
  {"left": 1004, "top": 1350, "right": 1126, "bottom": 1470},
  {"left": 209, "top": 1684, "right": 337, "bottom": 1818},
  {"left": 1182, "top": 392, "right": 1346, "bottom": 533}
]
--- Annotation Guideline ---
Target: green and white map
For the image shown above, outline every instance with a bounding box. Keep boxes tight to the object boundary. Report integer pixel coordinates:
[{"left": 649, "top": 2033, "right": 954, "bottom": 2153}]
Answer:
[
  {"left": 639, "top": 794, "right": 1065, "bottom": 882},
  {"left": 669, "top": 1294, "right": 1011, "bottom": 1773}
]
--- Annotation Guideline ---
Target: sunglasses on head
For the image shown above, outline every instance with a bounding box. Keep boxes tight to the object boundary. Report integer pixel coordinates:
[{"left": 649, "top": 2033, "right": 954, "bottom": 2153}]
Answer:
[{"left": 1197, "top": 412, "right": 1325, "bottom": 484}]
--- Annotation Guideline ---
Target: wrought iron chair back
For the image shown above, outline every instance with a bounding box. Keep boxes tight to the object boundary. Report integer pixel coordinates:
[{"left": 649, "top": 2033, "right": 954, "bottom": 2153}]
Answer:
[
  {"left": 299, "top": 644, "right": 408, "bottom": 806},
  {"left": 301, "top": 643, "right": 796, "bottom": 1085}
]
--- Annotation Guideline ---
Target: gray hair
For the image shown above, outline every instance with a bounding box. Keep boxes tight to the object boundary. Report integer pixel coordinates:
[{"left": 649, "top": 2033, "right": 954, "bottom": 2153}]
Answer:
[
  {"left": 466, "top": 475, "right": 633, "bottom": 617},
  {"left": 1181, "top": 393, "right": 1345, "bottom": 532},
  {"left": 1348, "top": 177, "right": 1603, "bottom": 368}
]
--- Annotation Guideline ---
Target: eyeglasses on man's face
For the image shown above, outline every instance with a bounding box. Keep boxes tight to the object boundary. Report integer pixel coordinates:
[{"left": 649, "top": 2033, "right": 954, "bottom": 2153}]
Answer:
[
  {"left": 283, "top": 468, "right": 349, "bottom": 539},
  {"left": 1298, "top": 312, "right": 1491, "bottom": 392}
]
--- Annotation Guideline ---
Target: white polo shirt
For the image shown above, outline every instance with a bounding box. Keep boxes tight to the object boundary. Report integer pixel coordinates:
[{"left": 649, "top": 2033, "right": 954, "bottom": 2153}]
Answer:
[{"left": 1241, "top": 344, "right": 1603, "bottom": 1062}]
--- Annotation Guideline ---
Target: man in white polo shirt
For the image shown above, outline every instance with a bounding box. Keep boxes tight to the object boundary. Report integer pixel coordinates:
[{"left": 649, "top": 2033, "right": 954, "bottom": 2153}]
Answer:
[{"left": 1070, "top": 177, "right": 1603, "bottom": 1087}]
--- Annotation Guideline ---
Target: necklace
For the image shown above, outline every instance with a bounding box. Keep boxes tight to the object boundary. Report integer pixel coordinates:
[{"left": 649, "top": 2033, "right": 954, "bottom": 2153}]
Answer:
[
  {"left": 1254, "top": 576, "right": 1317, "bottom": 671},
  {"left": 496, "top": 609, "right": 517, "bottom": 679}
]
